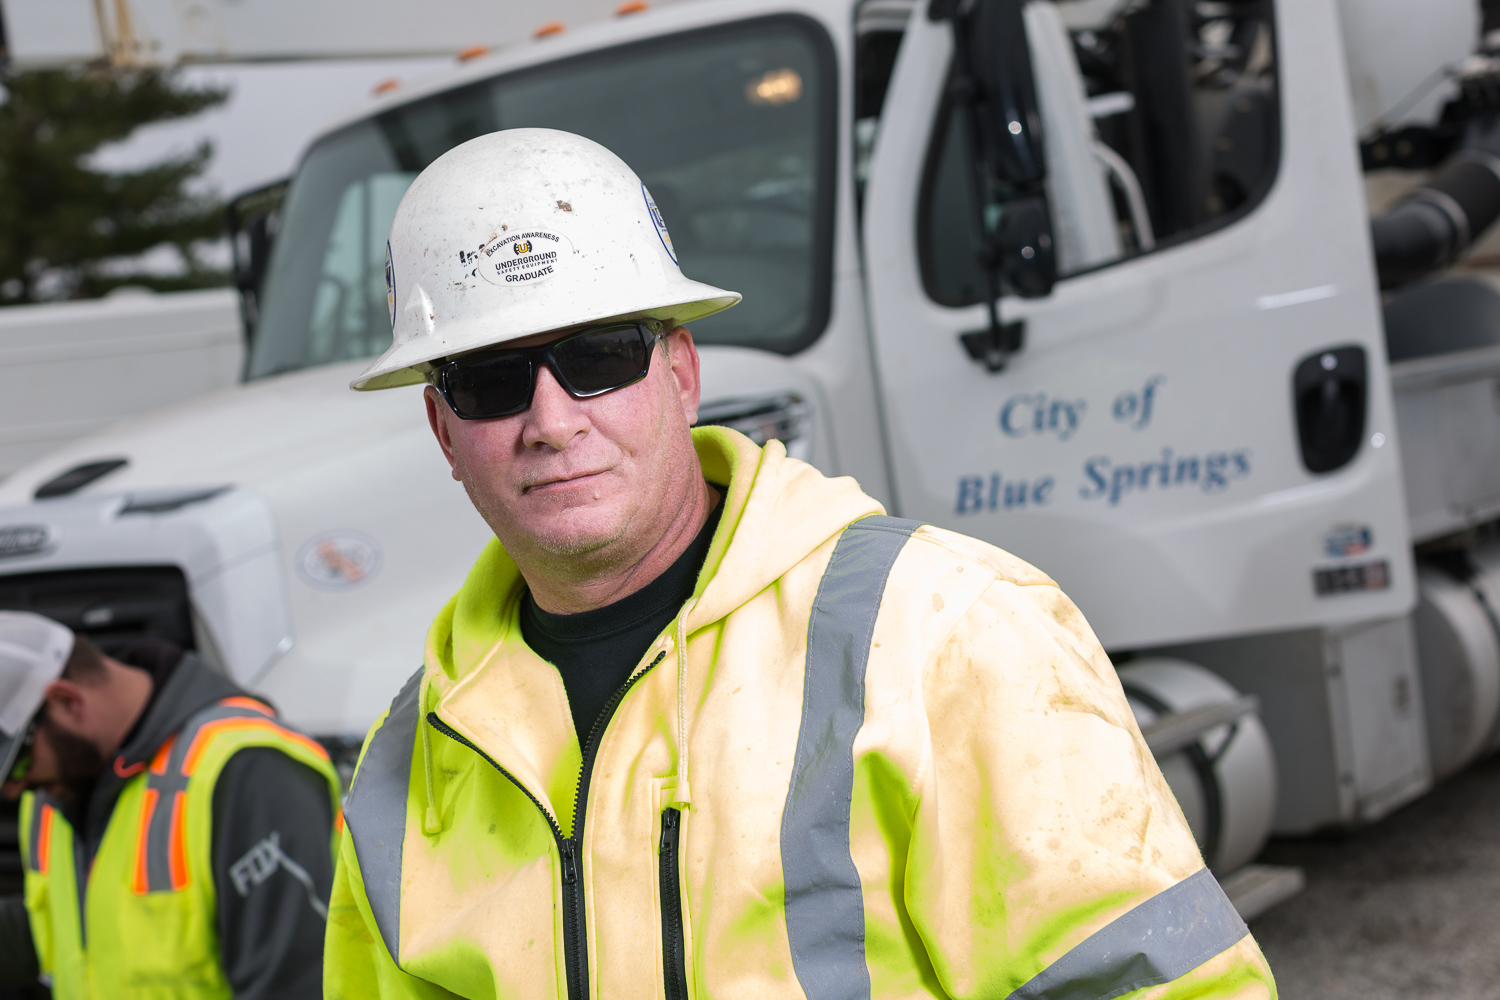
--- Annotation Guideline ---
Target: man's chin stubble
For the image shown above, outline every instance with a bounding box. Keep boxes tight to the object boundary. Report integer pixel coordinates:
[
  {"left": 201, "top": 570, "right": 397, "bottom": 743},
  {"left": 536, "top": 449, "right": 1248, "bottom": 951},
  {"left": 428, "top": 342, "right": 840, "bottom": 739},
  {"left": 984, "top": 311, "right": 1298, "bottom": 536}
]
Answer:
[{"left": 486, "top": 503, "right": 634, "bottom": 565}]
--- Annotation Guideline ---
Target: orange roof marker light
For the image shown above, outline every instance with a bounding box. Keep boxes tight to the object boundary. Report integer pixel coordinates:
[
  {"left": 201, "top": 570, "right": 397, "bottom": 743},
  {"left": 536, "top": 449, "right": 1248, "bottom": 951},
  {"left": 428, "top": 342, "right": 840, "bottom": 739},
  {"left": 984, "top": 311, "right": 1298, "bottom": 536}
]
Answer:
[
  {"left": 746, "top": 67, "right": 803, "bottom": 107},
  {"left": 457, "top": 44, "right": 491, "bottom": 63},
  {"left": 372, "top": 77, "right": 401, "bottom": 95},
  {"left": 534, "top": 21, "right": 566, "bottom": 39},
  {"left": 616, "top": 1, "right": 649, "bottom": 14}
]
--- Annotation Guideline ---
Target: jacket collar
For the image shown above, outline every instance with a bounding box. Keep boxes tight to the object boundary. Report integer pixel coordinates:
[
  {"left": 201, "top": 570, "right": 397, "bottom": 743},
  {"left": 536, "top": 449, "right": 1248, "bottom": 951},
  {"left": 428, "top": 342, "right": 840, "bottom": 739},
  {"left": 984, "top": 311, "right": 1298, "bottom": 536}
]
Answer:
[{"left": 111, "top": 652, "right": 251, "bottom": 776}]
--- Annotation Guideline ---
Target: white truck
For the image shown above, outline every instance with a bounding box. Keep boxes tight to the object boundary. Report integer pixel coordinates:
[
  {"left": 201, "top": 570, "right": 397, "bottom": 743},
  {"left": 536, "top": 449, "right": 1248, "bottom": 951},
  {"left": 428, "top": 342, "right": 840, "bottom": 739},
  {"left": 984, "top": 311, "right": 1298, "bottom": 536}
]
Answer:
[{"left": 3, "top": 0, "right": 1498, "bottom": 916}]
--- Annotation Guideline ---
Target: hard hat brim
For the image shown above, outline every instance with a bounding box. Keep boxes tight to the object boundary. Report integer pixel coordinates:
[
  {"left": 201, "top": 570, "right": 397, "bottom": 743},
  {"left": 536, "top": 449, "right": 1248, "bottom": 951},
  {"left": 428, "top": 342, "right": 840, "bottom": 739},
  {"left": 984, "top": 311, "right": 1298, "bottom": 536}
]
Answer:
[{"left": 350, "top": 276, "right": 742, "bottom": 392}]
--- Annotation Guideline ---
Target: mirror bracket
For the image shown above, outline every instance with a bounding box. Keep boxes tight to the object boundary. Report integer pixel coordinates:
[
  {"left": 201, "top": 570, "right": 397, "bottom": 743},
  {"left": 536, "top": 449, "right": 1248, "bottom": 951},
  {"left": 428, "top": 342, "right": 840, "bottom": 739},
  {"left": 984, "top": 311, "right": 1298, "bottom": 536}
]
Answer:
[{"left": 960, "top": 320, "right": 1026, "bottom": 372}]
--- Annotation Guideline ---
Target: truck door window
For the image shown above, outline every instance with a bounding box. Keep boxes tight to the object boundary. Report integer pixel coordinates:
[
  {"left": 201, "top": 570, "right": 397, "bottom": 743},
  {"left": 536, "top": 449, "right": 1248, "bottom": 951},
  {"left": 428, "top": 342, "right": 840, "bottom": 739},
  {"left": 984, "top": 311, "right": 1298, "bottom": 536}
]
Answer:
[
  {"left": 855, "top": 28, "right": 905, "bottom": 206},
  {"left": 249, "top": 15, "right": 836, "bottom": 379},
  {"left": 854, "top": 0, "right": 916, "bottom": 208},
  {"left": 919, "top": 0, "right": 1279, "bottom": 307}
]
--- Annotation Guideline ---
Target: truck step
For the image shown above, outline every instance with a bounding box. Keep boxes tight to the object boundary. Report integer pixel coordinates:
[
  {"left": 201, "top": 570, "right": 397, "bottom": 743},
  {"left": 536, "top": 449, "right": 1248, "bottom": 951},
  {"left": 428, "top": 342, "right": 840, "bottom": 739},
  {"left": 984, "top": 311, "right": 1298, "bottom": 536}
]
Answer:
[{"left": 1220, "top": 863, "right": 1305, "bottom": 922}]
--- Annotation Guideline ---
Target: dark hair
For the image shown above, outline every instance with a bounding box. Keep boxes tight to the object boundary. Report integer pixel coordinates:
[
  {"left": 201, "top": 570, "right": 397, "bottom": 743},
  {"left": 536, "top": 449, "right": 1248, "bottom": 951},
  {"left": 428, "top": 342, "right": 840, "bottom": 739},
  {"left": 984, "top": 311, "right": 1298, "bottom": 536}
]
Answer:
[
  {"left": 111, "top": 638, "right": 183, "bottom": 677},
  {"left": 61, "top": 633, "right": 109, "bottom": 684}
]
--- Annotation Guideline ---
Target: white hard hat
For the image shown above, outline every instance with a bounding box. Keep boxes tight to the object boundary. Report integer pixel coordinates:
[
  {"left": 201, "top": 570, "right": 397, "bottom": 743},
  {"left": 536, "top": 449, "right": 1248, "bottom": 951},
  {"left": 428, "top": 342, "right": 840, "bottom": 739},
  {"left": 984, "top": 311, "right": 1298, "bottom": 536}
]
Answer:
[
  {"left": 352, "top": 128, "right": 741, "bottom": 391},
  {"left": 0, "top": 612, "right": 74, "bottom": 781}
]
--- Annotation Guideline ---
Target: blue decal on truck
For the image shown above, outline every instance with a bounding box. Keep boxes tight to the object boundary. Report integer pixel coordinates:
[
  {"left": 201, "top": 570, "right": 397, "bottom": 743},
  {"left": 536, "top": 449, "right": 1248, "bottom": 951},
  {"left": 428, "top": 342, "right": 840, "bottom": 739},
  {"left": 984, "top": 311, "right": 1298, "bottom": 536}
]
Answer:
[
  {"left": 999, "top": 393, "right": 1086, "bottom": 441},
  {"left": 1111, "top": 375, "right": 1165, "bottom": 430},
  {"left": 956, "top": 474, "right": 1057, "bottom": 515},
  {"left": 1324, "top": 523, "right": 1373, "bottom": 558},
  {"left": 1080, "top": 448, "right": 1251, "bottom": 505},
  {"left": 954, "top": 445, "right": 1253, "bottom": 515}
]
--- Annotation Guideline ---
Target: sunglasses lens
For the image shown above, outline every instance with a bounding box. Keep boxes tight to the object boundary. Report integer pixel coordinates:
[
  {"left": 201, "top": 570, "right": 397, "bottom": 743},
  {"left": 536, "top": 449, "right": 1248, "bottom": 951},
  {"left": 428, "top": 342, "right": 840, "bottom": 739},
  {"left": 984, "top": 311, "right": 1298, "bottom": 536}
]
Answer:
[
  {"left": 9, "top": 720, "right": 36, "bottom": 782},
  {"left": 445, "top": 353, "right": 533, "bottom": 418},
  {"left": 552, "top": 325, "right": 650, "bottom": 394}
]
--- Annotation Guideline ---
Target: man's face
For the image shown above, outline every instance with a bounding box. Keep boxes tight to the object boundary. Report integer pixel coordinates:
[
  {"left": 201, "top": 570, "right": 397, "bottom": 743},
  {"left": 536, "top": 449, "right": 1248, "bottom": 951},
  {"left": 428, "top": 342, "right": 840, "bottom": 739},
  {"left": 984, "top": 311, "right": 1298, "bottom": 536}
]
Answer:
[
  {"left": 425, "top": 325, "right": 705, "bottom": 573},
  {"left": 2, "top": 710, "right": 105, "bottom": 801}
]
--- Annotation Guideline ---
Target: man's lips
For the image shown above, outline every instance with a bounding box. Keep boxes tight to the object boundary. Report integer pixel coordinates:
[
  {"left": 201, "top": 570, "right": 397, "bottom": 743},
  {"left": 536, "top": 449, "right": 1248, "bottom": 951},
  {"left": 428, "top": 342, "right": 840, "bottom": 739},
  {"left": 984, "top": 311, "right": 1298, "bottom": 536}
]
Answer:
[{"left": 522, "top": 469, "right": 611, "bottom": 493}]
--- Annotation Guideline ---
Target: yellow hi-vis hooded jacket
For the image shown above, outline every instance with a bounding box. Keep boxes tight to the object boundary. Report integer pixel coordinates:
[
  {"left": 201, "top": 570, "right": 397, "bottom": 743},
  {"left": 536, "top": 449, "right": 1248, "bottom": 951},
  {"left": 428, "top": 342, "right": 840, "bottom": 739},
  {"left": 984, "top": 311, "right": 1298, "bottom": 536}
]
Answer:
[{"left": 325, "top": 427, "right": 1276, "bottom": 1000}]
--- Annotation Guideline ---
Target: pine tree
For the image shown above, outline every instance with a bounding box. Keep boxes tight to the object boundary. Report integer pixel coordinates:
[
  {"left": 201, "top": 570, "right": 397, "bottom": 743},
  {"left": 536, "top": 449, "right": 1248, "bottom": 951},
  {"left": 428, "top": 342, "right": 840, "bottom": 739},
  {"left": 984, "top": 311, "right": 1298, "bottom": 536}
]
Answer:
[{"left": 0, "top": 68, "right": 229, "bottom": 303}]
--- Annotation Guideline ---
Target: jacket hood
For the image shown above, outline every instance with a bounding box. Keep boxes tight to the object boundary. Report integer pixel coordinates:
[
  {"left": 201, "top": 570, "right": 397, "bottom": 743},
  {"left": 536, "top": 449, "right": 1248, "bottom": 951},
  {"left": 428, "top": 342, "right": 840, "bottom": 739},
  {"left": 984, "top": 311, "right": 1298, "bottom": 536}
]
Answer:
[
  {"left": 114, "top": 652, "right": 249, "bottom": 771},
  {"left": 76, "top": 653, "right": 248, "bottom": 857},
  {"left": 426, "top": 426, "right": 885, "bottom": 686}
]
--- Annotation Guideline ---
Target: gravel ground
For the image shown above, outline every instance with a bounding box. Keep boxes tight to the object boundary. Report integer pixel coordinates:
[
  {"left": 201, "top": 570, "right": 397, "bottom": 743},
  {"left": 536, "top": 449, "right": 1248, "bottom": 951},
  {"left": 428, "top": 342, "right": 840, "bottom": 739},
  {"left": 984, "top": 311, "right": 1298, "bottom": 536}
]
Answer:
[{"left": 1250, "top": 755, "right": 1500, "bottom": 998}]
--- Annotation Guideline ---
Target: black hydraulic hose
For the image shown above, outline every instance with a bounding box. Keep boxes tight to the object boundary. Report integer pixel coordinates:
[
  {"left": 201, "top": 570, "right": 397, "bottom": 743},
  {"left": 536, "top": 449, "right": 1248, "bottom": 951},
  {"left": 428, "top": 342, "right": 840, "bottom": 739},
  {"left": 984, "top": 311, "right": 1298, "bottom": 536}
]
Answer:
[{"left": 1373, "top": 151, "right": 1500, "bottom": 290}]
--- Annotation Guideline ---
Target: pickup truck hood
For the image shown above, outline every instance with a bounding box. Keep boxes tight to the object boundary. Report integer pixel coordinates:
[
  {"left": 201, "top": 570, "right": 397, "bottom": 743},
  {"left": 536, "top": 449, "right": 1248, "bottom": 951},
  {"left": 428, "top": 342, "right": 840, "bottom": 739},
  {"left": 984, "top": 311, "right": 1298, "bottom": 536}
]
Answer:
[{"left": 0, "top": 359, "right": 433, "bottom": 503}]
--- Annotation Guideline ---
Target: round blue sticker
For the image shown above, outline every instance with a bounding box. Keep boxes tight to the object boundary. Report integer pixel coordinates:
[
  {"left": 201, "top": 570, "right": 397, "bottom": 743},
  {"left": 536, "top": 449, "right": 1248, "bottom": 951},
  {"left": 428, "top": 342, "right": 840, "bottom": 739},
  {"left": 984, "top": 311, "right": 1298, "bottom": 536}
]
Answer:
[
  {"left": 385, "top": 241, "right": 396, "bottom": 327},
  {"left": 642, "top": 184, "right": 677, "bottom": 264}
]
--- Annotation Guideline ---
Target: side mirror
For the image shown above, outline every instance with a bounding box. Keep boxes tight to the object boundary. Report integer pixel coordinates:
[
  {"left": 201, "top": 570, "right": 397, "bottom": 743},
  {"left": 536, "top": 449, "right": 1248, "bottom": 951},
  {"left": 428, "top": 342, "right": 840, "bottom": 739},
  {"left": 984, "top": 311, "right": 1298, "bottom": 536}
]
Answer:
[
  {"left": 226, "top": 179, "right": 289, "bottom": 345},
  {"left": 931, "top": 0, "right": 1056, "bottom": 368},
  {"left": 995, "top": 194, "right": 1054, "bottom": 299}
]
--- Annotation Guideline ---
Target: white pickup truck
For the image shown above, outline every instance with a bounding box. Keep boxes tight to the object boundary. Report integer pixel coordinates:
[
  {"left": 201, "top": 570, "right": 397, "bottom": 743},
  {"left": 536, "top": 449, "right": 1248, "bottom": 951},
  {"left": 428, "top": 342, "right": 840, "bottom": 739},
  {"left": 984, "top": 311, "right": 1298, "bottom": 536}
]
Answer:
[{"left": 3, "top": 0, "right": 1499, "bottom": 913}]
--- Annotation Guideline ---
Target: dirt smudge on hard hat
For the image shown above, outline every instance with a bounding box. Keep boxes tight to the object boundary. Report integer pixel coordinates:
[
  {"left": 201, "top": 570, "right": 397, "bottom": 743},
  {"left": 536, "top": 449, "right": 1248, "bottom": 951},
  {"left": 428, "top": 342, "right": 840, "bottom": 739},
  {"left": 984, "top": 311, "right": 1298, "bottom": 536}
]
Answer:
[{"left": 556, "top": 200, "right": 573, "bottom": 212}]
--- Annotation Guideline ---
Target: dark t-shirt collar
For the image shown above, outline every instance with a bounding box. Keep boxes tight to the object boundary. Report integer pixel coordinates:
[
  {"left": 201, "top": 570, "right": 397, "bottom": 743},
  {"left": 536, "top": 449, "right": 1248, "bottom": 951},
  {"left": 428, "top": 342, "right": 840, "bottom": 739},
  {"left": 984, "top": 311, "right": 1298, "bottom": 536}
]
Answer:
[{"left": 523, "top": 496, "right": 724, "bottom": 642}]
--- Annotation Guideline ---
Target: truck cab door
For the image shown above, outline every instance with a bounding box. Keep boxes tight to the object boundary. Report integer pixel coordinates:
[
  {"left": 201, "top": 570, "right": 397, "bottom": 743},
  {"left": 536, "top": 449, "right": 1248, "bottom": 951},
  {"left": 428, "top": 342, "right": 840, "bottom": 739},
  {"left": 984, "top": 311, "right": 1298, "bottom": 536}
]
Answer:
[{"left": 860, "top": 0, "right": 1414, "bottom": 649}]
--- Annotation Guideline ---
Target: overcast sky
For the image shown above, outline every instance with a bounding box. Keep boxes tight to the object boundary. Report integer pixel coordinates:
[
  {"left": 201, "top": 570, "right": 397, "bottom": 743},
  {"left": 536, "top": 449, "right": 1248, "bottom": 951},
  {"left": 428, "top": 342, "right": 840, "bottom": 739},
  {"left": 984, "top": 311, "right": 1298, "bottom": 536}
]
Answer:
[{"left": 91, "top": 57, "right": 449, "bottom": 199}]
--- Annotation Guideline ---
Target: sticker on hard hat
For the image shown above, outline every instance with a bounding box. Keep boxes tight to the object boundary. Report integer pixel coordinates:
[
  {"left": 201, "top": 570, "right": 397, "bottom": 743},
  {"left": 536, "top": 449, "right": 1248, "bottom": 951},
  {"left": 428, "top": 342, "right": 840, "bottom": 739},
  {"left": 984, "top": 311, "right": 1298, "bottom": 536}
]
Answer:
[
  {"left": 642, "top": 184, "right": 678, "bottom": 264},
  {"left": 385, "top": 241, "right": 396, "bottom": 327},
  {"left": 469, "top": 230, "right": 572, "bottom": 287}
]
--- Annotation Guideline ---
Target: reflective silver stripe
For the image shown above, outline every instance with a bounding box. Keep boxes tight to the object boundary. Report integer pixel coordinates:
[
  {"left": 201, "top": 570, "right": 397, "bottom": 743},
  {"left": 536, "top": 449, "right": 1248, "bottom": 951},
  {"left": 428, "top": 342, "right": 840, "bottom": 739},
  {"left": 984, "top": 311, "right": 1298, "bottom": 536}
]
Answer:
[
  {"left": 25, "top": 796, "right": 41, "bottom": 871},
  {"left": 781, "top": 515, "right": 919, "bottom": 1000},
  {"left": 140, "top": 779, "right": 185, "bottom": 893},
  {"left": 343, "top": 667, "right": 424, "bottom": 966},
  {"left": 1006, "top": 867, "right": 1249, "bottom": 1000},
  {"left": 139, "top": 700, "right": 278, "bottom": 893},
  {"left": 24, "top": 791, "right": 58, "bottom": 873},
  {"left": 25, "top": 791, "right": 84, "bottom": 940}
]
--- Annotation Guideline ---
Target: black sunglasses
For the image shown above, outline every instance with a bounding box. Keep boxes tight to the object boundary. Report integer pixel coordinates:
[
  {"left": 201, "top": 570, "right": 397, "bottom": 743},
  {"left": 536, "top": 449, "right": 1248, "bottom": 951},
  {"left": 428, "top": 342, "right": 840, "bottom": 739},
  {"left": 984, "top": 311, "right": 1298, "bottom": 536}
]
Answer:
[
  {"left": 8, "top": 716, "right": 37, "bottom": 783},
  {"left": 434, "top": 321, "right": 663, "bottom": 420}
]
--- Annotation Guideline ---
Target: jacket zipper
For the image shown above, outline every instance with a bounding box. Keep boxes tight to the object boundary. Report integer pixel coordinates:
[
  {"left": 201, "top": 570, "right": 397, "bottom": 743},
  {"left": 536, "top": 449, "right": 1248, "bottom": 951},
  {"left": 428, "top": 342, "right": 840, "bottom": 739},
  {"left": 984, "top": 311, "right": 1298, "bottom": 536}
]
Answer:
[
  {"left": 658, "top": 808, "right": 690, "bottom": 1000},
  {"left": 426, "top": 649, "right": 667, "bottom": 1000}
]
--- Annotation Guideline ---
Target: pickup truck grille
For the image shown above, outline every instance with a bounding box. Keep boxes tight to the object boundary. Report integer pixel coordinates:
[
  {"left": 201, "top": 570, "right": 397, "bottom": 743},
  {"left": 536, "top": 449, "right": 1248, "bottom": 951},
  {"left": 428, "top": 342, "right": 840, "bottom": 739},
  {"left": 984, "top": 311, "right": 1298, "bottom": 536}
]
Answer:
[
  {"left": 0, "top": 800, "right": 21, "bottom": 897},
  {"left": 0, "top": 566, "right": 195, "bottom": 651}
]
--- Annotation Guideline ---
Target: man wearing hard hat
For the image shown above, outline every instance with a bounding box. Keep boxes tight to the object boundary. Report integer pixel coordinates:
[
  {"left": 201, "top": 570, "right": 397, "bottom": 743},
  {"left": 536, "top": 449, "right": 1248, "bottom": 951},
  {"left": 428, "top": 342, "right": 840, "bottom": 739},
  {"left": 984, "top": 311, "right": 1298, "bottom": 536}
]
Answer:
[
  {"left": 326, "top": 129, "right": 1275, "bottom": 999},
  {"left": 0, "top": 612, "right": 342, "bottom": 998}
]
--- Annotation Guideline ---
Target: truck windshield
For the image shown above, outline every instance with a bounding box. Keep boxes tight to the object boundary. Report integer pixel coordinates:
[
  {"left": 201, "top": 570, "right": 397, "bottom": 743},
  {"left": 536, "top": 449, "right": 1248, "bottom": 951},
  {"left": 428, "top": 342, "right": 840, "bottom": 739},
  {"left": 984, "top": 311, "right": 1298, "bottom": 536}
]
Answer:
[{"left": 248, "top": 15, "right": 835, "bottom": 379}]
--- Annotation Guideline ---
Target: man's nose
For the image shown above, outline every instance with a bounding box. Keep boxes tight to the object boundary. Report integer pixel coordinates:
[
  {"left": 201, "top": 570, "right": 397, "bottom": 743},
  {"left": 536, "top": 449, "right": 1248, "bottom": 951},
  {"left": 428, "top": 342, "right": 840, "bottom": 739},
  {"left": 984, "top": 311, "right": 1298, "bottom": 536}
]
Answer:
[{"left": 521, "top": 364, "right": 590, "bottom": 451}]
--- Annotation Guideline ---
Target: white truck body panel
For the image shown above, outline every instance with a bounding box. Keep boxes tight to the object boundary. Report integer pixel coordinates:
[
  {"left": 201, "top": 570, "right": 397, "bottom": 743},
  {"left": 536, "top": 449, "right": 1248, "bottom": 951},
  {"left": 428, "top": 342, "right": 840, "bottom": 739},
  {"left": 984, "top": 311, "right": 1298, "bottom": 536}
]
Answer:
[
  {"left": 0, "top": 289, "right": 242, "bottom": 480},
  {"left": 0, "top": 0, "right": 694, "bottom": 67},
  {"left": 1392, "top": 344, "right": 1500, "bottom": 542},
  {"left": 1335, "top": 0, "right": 1478, "bottom": 135}
]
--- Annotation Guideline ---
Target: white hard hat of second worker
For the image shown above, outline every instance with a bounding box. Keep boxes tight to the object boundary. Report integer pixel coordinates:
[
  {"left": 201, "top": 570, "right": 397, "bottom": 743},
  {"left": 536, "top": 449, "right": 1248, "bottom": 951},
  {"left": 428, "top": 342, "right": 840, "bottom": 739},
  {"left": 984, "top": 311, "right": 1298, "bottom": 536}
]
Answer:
[
  {"left": 351, "top": 128, "right": 741, "bottom": 391},
  {"left": 0, "top": 612, "right": 74, "bottom": 782}
]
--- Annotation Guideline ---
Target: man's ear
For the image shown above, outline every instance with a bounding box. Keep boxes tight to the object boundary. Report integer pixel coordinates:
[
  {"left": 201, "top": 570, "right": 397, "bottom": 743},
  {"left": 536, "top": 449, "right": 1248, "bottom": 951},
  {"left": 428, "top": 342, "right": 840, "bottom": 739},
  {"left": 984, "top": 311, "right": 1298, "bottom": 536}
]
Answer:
[
  {"left": 665, "top": 326, "right": 703, "bottom": 425},
  {"left": 41, "top": 679, "right": 87, "bottom": 731},
  {"left": 424, "top": 386, "right": 463, "bottom": 482}
]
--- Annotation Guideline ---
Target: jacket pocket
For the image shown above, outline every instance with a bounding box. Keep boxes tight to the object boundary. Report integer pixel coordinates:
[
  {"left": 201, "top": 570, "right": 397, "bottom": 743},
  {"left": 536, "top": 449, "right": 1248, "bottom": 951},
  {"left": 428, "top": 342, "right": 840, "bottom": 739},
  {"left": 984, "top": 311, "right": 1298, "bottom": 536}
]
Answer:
[{"left": 658, "top": 808, "right": 690, "bottom": 1000}]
